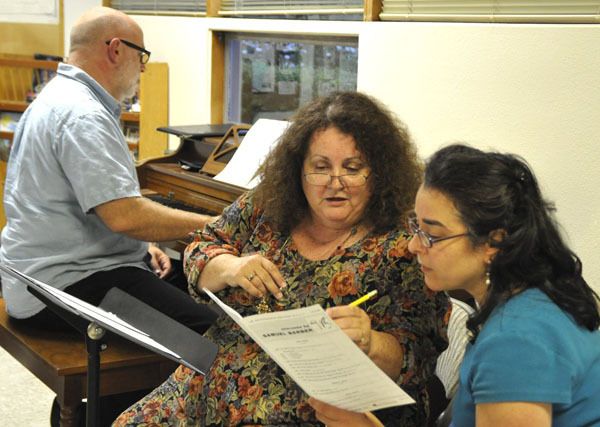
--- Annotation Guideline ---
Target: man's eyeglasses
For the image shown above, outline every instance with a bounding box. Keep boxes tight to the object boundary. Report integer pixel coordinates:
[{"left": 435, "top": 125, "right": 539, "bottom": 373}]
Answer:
[
  {"left": 407, "top": 214, "right": 470, "bottom": 248},
  {"left": 304, "top": 172, "right": 369, "bottom": 187},
  {"left": 105, "top": 38, "right": 151, "bottom": 64}
]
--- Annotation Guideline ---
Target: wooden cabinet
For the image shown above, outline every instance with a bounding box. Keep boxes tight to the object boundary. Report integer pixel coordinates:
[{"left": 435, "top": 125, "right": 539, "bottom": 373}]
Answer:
[
  {"left": 138, "top": 62, "right": 169, "bottom": 159},
  {"left": 0, "top": 57, "right": 169, "bottom": 227},
  {"left": 121, "top": 62, "right": 169, "bottom": 160}
]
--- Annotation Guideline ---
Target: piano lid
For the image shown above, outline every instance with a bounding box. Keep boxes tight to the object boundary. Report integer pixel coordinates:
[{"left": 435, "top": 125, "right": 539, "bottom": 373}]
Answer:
[{"left": 157, "top": 124, "right": 237, "bottom": 139}]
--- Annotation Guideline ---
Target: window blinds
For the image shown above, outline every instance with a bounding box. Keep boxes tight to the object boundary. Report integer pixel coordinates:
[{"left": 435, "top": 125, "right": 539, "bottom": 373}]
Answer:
[
  {"left": 380, "top": 1, "right": 600, "bottom": 23},
  {"left": 218, "top": 0, "right": 363, "bottom": 16},
  {"left": 111, "top": 0, "right": 206, "bottom": 14},
  {"left": 111, "top": 0, "right": 363, "bottom": 17}
]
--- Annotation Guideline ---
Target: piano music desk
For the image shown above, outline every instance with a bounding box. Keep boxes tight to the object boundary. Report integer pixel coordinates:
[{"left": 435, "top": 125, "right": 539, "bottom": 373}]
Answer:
[
  {"left": 0, "top": 298, "right": 177, "bottom": 426},
  {"left": 137, "top": 123, "right": 247, "bottom": 220}
]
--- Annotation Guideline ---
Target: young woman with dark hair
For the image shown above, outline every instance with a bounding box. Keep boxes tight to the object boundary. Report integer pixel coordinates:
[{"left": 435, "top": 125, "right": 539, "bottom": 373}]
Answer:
[
  {"left": 310, "top": 143, "right": 600, "bottom": 427},
  {"left": 411, "top": 144, "right": 600, "bottom": 426}
]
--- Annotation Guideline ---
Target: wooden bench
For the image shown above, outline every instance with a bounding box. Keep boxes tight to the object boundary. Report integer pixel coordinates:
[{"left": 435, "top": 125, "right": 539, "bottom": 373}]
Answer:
[{"left": 0, "top": 298, "right": 177, "bottom": 426}]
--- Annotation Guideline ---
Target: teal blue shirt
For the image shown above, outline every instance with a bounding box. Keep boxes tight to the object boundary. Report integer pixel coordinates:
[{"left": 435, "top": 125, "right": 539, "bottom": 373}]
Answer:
[{"left": 452, "top": 288, "right": 600, "bottom": 426}]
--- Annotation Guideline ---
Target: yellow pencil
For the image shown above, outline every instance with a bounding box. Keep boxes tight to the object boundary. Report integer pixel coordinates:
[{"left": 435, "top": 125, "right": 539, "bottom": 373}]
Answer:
[{"left": 349, "top": 290, "right": 378, "bottom": 307}]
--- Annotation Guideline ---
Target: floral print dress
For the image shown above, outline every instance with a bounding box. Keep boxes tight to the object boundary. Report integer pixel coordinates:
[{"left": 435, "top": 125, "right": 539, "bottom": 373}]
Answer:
[{"left": 114, "top": 193, "right": 450, "bottom": 427}]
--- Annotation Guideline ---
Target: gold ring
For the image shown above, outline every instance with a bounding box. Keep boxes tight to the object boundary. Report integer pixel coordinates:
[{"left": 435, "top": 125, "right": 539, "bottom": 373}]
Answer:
[
  {"left": 360, "top": 335, "right": 367, "bottom": 345},
  {"left": 247, "top": 273, "right": 255, "bottom": 281}
]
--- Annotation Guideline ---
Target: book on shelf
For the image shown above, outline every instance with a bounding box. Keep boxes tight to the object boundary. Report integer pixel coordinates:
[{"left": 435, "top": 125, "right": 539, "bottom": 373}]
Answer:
[
  {"left": 0, "top": 112, "right": 21, "bottom": 132},
  {"left": 28, "top": 53, "right": 63, "bottom": 102}
]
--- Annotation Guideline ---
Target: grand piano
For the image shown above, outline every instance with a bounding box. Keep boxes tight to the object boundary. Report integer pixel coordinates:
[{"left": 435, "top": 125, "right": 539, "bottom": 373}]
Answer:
[{"left": 136, "top": 123, "right": 251, "bottom": 217}]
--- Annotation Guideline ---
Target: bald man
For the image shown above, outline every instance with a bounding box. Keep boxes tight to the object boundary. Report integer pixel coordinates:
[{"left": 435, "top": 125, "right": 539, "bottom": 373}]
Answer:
[{"left": 0, "top": 7, "right": 217, "bottom": 333}]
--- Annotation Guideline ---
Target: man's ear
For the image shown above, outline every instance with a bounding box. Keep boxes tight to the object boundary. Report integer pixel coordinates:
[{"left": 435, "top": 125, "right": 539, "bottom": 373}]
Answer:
[{"left": 106, "top": 38, "right": 120, "bottom": 64}]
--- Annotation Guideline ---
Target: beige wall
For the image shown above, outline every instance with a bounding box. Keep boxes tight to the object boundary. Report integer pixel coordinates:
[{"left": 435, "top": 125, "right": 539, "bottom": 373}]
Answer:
[
  {"left": 133, "top": 17, "right": 213, "bottom": 138},
  {"left": 63, "top": 0, "right": 98, "bottom": 55},
  {"left": 84, "top": 13, "right": 600, "bottom": 294},
  {"left": 359, "top": 22, "right": 600, "bottom": 294}
]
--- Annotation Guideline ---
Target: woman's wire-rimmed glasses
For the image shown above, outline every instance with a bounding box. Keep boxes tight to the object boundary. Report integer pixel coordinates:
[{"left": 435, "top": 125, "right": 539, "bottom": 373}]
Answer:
[
  {"left": 105, "top": 38, "right": 151, "bottom": 64},
  {"left": 304, "top": 172, "right": 369, "bottom": 187},
  {"left": 407, "top": 214, "right": 470, "bottom": 248}
]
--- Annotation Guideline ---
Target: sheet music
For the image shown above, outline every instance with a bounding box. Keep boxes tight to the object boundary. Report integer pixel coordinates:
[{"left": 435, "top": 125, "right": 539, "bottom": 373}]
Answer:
[
  {"left": 213, "top": 119, "right": 289, "bottom": 189},
  {"left": 0, "top": 265, "right": 179, "bottom": 358},
  {"left": 203, "top": 289, "right": 415, "bottom": 413}
]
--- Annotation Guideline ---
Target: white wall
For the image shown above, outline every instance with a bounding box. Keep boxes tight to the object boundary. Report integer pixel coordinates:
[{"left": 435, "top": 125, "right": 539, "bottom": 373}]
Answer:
[
  {"left": 120, "top": 15, "right": 600, "bottom": 294},
  {"left": 63, "top": 0, "right": 99, "bottom": 54},
  {"left": 359, "top": 22, "right": 600, "bottom": 294},
  {"left": 132, "top": 16, "right": 213, "bottom": 133}
]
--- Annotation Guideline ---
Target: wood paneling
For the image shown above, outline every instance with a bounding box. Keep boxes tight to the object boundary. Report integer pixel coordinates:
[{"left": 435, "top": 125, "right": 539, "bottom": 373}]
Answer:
[
  {"left": 138, "top": 62, "right": 169, "bottom": 159},
  {"left": 364, "top": 0, "right": 382, "bottom": 21},
  {"left": 210, "top": 31, "right": 225, "bottom": 124}
]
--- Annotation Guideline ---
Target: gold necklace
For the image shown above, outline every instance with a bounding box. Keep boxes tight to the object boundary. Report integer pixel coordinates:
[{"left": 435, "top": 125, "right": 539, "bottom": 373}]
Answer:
[{"left": 256, "top": 225, "right": 358, "bottom": 314}]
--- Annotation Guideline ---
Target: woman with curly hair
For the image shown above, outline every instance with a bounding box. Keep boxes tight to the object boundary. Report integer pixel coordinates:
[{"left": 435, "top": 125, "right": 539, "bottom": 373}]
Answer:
[{"left": 114, "top": 92, "right": 450, "bottom": 426}]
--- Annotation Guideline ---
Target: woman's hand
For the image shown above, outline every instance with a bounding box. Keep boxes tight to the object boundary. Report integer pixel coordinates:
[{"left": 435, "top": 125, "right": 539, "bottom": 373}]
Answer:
[
  {"left": 326, "top": 305, "right": 372, "bottom": 353},
  {"left": 148, "top": 244, "right": 172, "bottom": 279},
  {"left": 327, "top": 304, "right": 403, "bottom": 379},
  {"left": 229, "top": 254, "right": 286, "bottom": 299},
  {"left": 308, "top": 398, "right": 382, "bottom": 427},
  {"left": 198, "top": 253, "right": 286, "bottom": 296}
]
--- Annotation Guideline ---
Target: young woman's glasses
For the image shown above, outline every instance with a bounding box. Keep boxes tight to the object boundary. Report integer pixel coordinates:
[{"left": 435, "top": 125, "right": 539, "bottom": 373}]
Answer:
[
  {"left": 407, "top": 214, "right": 469, "bottom": 248},
  {"left": 303, "top": 173, "right": 369, "bottom": 187},
  {"left": 105, "top": 38, "right": 151, "bottom": 64}
]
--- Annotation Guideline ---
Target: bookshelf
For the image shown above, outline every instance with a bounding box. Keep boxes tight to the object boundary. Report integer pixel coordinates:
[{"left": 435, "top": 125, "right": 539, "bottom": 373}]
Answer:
[
  {"left": 0, "top": 58, "right": 168, "bottom": 158},
  {"left": 0, "top": 57, "right": 169, "bottom": 227}
]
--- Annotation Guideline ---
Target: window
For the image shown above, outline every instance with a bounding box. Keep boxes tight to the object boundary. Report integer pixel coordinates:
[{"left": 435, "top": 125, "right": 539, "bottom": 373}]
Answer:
[
  {"left": 110, "top": 0, "right": 366, "bottom": 18},
  {"left": 223, "top": 33, "right": 358, "bottom": 124},
  {"left": 218, "top": 0, "right": 363, "bottom": 20},
  {"left": 380, "top": 0, "right": 600, "bottom": 23},
  {"left": 111, "top": 0, "right": 206, "bottom": 14}
]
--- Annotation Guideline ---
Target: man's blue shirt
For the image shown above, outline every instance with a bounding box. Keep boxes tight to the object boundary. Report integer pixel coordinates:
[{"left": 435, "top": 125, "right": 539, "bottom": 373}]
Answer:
[{"left": 0, "top": 63, "right": 148, "bottom": 318}]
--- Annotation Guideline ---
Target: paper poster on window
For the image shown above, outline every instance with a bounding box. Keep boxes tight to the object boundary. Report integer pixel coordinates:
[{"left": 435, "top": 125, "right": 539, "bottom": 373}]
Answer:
[
  {"left": 321, "top": 46, "right": 337, "bottom": 80},
  {"left": 0, "top": 0, "right": 59, "bottom": 23},
  {"left": 276, "top": 46, "right": 299, "bottom": 93},
  {"left": 338, "top": 47, "right": 358, "bottom": 92},
  {"left": 251, "top": 43, "right": 275, "bottom": 93},
  {"left": 278, "top": 80, "right": 297, "bottom": 95},
  {"left": 318, "top": 80, "right": 338, "bottom": 97}
]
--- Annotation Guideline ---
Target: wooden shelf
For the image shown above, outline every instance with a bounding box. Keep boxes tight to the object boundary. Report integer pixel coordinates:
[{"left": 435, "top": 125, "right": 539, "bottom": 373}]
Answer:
[
  {"left": 0, "top": 100, "right": 28, "bottom": 113},
  {"left": 0, "top": 100, "right": 140, "bottom": 121},
  {"left": 121, "top": 111, "right": 140, "bottom": 122},
  {"left": 0, "top": 130, "right": 13, "bottom": 140},
  {"left": 0, "top": 57, "right": 59, "bottom": 70},
  {"left": 0, "top": 108, "right": 140, "bottom": 143}
]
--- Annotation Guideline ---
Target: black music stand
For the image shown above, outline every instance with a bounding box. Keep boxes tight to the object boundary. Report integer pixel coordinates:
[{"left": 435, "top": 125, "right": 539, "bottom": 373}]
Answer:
[{"left": 0, "top": 264, "right": 219, "bottom": 427}]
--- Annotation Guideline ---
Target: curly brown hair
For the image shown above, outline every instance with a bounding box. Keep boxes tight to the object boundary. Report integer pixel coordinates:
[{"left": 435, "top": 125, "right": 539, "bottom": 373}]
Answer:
[{"left": 253, "top": 91, "right": 422, "bottom": 233}]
